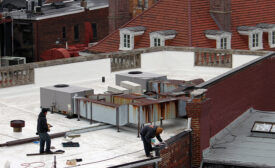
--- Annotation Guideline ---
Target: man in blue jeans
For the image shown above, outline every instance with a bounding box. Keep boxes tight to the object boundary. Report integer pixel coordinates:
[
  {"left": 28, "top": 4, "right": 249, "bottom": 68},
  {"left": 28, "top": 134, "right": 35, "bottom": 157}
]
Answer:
[
  {"left": 140, "top": 125, "right": 163, "bottom": 157},
  {"left": 37, "top": 108, "right": 53, "bottom": 154}
]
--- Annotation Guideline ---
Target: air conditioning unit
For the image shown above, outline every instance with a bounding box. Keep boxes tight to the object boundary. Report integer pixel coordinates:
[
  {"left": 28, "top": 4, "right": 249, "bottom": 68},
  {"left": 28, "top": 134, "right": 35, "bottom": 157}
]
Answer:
[
  {"left": 107, "top": 85, "right": 129, "bottom": 94},
  {"left": 120, "top": 81, "right": 142, "bottom": 94},
  {"left": 40, "top": 84, "right": 94, "bottom": 116},
  {"left": 0, "top": 56, "right": 26, "bottom": 67}
]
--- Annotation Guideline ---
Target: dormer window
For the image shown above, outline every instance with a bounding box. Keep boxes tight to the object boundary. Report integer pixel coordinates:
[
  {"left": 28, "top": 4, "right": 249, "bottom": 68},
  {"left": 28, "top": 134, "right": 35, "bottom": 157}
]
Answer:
[
  {"left": 205, "top": 30, "right": 231, "bottom": 49},
  {"left": 257, "top": 23, "right": 275, "bottom": 48},
  {"left": 150, "top": 30, "right": 177, "bottom": 47},
  {"left": 238, "top": 26, "right": 263, "bottom": 51},
  {"left": 119, "top": 26, "right": 146, "bottom": 50}
]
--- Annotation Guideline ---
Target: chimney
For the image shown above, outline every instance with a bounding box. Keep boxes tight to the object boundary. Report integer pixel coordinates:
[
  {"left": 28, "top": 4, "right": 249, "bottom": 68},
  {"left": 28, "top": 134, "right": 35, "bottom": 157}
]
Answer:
[{"left": 210, "top": 0, "right": 231, "bottom": 32}]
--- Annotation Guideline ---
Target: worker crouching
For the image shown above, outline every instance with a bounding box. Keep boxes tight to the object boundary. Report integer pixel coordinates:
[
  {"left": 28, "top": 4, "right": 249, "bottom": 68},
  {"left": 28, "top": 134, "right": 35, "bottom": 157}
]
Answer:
[{"left": 140, "top": 125, "right": 164, "bottom": 157}]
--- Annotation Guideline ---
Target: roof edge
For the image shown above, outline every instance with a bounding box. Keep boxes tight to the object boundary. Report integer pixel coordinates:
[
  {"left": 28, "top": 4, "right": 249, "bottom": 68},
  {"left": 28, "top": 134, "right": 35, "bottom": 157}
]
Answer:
[{"left": 196, "top": 52, "right": 275, "bottom": 89}]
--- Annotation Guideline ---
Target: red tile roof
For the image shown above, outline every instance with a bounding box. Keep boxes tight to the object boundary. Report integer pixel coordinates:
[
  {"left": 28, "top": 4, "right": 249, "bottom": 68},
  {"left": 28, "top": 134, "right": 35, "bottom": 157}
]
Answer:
[{"left": 88, "top": 0, "right": 275, "bottom": 53}]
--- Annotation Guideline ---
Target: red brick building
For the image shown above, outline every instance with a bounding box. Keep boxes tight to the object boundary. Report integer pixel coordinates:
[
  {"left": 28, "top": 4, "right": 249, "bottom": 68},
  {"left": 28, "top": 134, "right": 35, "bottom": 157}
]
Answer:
[
  {"left": 108, "top": 0, "right": 157, "bottom": 34},
  {"left": 0, "top": 15, "right": 12, "bottom": 57},
  {"left": 88, "top": 0, "right": 275, "bottom": 53},
  {"left": 11, "top": 0, "right": 109, "bottom": 62}
]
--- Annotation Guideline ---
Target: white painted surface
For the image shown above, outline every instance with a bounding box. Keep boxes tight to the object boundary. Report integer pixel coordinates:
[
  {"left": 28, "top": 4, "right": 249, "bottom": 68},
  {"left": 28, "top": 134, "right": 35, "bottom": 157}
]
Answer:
[
  {"left": 35, "top": 58, "right": 111, "bottom": 87},
  {"left": 232, "top": 54, "right": 260, "bottom": 68},
  {"left": 0, "top": 50, "right": 261, "bottom": 167}
]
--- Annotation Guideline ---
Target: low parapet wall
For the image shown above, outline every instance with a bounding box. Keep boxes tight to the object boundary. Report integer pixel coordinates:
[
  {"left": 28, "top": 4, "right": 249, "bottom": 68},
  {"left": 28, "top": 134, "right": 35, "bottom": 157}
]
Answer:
[{"left": 0, "top": 46, "right": 268, "bottom": 88}]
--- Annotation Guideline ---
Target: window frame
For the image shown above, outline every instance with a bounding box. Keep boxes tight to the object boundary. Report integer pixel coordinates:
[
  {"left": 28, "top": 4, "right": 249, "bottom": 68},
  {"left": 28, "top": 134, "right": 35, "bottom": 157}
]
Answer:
[
  {"left": 205, "top": 32, "right": 232, "bottom": 50},
  {"left": 119, "top": 28, "right": 145, "bottom": 51},
  {"left": 248, "top": 31, "right": 263, "bottom": 50},
  {"left": 268, "top": 28, "right": 275, "bottom": 48}
]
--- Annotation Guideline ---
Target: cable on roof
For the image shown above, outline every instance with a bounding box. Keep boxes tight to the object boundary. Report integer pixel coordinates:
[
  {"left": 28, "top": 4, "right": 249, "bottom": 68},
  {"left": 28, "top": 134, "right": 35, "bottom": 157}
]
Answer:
[
  {"left": 21, "top": 162, "right": 45, "bottom": 168},
  {"left": 64, "top": 149, "right": 144, "bottom": 167}
]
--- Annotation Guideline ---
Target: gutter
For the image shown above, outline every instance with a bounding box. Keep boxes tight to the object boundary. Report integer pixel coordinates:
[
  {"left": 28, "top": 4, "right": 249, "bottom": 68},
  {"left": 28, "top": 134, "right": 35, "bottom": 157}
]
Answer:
[{"left": 108, "top": 157, "right": 162, "bottom": 168}]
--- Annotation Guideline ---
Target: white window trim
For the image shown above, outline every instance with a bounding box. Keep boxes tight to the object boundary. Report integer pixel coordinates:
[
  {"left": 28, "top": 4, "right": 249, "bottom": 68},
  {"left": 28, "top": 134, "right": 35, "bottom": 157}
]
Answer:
[
  {"left": 264, "top": 28, "right": 275, "bottom": 48},
  {"left": 205, "top": 32, "right": 232, "bottom": 49},
  {"left": 269, "top": 29, "right": 275, "bottom": 48},
  {"left": 150, "top": 32, "right": 176, "bottom": 47},
  {"left": 238, "top": 29, "right": 263, "bottom": 51},
  {"left": 119, "top": 29, "right": 145, "bottom": 50}
]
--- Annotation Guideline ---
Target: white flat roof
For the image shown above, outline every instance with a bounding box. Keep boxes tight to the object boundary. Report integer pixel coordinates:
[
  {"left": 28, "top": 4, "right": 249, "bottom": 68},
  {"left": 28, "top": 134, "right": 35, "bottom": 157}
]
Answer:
[{"left": 0, "top": 50, "right": 261, "bottom": 167}]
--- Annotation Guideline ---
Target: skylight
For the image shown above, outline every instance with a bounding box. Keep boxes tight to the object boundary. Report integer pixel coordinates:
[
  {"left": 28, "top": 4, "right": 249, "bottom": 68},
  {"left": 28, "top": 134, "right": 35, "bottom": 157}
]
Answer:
[{"left": 251, "top": 121, "right": 275, "bottom": 133}]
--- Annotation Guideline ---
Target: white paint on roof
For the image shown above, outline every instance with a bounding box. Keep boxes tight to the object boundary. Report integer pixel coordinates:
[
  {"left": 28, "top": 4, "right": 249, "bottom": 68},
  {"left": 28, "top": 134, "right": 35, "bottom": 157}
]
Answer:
[{"left": 0, "top": 50, "right": 260, "bottom": 167}]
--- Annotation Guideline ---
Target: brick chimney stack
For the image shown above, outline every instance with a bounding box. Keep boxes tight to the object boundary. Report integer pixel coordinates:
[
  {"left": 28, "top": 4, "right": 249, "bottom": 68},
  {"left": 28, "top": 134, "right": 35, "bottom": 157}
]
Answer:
[
  {"left": 210, "top": 0, "right": 231, "bottom": 32},
  {"left": 108, "top": 0, "right": 131, "bottom": 33}
]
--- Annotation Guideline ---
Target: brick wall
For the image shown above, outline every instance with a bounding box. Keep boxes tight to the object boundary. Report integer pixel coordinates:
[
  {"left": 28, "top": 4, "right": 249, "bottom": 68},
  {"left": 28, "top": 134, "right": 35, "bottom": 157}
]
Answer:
[
  {"left": 32, "top": 7, "right": 108, "bottom": 61},
  {"left": 108, "top": 0, "right": 131, "bottom": 33},
  {"left": 186, "top": 53, "right": 275, "bottom": 167},
  {"left": 138, "top": 131, "right": 191, "bottom": 168}
]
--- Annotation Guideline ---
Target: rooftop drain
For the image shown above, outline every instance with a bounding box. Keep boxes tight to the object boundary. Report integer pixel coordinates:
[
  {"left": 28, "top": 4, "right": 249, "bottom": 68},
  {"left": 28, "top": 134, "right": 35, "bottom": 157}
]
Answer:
[
  {"left": 54, "top": 84, "right": 69, "bottom": 88},
  {"left": 10, "top": 120, "right": 25, "bottom": 132},
  {"left": 128, "top": 71, "right": 143, "bottom": 74}
]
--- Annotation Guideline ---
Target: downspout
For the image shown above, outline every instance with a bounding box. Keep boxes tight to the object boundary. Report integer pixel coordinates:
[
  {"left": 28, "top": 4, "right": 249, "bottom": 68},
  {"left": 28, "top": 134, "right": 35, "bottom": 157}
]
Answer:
[{"left": 188, "top": 0, "right": 192, "bottom": 46}]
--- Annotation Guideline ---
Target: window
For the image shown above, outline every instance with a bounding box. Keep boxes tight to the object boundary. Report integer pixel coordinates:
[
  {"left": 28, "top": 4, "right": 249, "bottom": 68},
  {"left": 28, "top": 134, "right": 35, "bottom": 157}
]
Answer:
[
  {"left": 144, "top": 0, "right": 148, "bottom": 8},
  {"left": 62, "top": 27, "right": 66, "bottom": 39},
  {"left": 238, "top": 27, "right": 263, "bottom": 50},
  {"left": 123, "top": 34, "right": 130, "bottom": 48},
  {"left": 272, "top": 31, "right": 275, "bottom": 45},
  {"left": 119, "top": 26, "right": 146, "bottom": 50},
  {"left": 268, "top": 30, "right": 275, "bottom": 48},
  {"left": 220, "top": 37, "right": 227, "bottom": 49},
  {"left": 138, "top": 0, "right": 142, "bottom": 7},
  {"left": 92, "top": 23, "right": 97, "bottom": 40},
  {"left": 154, "top": 38, "right": 161, "bottom": 47},
  {"left": 252, "top": 33, "right": 259, "bottom": 47},
  {"left": 205, "top": 30, "right": 231, "bottom": 49},
  {"left": 74, "top": 24, "right": 79, "bottom": 41},
  {"left": 150, "top": 30, "right": 177, "bottom": 47}
]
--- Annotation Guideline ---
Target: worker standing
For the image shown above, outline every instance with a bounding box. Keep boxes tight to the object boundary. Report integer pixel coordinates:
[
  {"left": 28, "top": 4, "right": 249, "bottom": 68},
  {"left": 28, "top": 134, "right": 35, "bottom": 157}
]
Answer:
[
  {"left": 140, "top": 125, "right": 163, "bottom": 157},
  {"left": 37, "top": 108, "right": 53, "bottom": 154}
]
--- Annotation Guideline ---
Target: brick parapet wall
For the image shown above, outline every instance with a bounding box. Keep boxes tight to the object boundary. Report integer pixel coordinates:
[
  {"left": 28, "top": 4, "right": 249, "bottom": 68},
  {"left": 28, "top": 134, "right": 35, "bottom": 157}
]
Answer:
[
  {"left": 116, "top": 130, "right": 191, "bottom": 168},
  {"left": 157, "top": 131, "right": 191, "bottom": 168},
  {"left": 186, "top": 101, "right": 202, "bottom": 167}
]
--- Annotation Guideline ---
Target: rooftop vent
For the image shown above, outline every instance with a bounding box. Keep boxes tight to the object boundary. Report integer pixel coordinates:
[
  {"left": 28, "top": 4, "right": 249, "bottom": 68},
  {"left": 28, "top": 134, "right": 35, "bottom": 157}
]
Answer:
[
  {"left": 128, "top": 71, "right": 142, "bottom": 74},
  {"left": 54, "top": 84, "right": 69, "bottom": 88}
]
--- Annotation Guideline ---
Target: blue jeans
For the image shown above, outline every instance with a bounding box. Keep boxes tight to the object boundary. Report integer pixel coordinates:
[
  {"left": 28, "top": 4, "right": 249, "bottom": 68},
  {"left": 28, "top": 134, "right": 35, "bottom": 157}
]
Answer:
[{"left": 39, "top": 132, "right": 51, "bottom": 153}]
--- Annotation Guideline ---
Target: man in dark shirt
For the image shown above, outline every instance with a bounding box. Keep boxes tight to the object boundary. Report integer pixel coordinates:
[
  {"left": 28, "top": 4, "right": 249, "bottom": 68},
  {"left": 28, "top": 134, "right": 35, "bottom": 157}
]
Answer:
[
  {"left": 140, "top": 125, "right": 163, "bottom": 157},
  {"left": 37, "top": 108, "right": 52, "bottom": 154}
]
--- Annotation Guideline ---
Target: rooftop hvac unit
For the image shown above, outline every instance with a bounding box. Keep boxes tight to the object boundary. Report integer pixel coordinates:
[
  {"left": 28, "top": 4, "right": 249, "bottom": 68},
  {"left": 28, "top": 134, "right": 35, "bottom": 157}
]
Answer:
[
  {"left": 0, "top": 56, "right": 26, "bottom": 67},
  {"left": 120, "top": 81, "right": 142, "bottom": 94},
  {"left": 40, "top": 84, "right": 94, "bottom": 116},
  {"left": 107, "top": 85, "right": 129, "bottom": 94},
  {"left": 116, "top": 71, "right": 167, "bottom": 92}
]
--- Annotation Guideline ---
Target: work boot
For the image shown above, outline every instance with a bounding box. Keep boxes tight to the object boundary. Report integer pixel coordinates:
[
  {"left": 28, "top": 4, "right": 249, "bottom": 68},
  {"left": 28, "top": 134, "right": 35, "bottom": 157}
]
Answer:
[
  {"left": 146, "top": 154, "right": 153, "bottom": 158},
  {"left": 45, "top": 150, "right": 54, "bottom": 154}
]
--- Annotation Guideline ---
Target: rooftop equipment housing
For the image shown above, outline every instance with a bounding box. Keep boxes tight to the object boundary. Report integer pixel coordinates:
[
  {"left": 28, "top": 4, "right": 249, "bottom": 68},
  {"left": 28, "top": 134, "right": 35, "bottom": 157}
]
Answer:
[
  {"left": 40, "top": 84, "right": 94, "bottom": 116},
  {"left": 115, "top": 71, "right": 167, "bottom": 92}
]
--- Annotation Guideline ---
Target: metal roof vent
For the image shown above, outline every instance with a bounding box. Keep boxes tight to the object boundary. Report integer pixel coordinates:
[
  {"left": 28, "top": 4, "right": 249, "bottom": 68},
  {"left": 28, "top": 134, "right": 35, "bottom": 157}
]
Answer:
[
  {"left": 54, "top": 84, "right": 69, "bottom": 88},
  {"left": 128, "top": 71, "right": 142, "bottom": 74}
]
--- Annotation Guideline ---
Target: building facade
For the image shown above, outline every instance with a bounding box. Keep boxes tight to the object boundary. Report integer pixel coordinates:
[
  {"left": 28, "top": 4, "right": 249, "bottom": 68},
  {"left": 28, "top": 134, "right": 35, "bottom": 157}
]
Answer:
[{"left": 88, "top": 0, "right": 275, "bottom": 53}]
